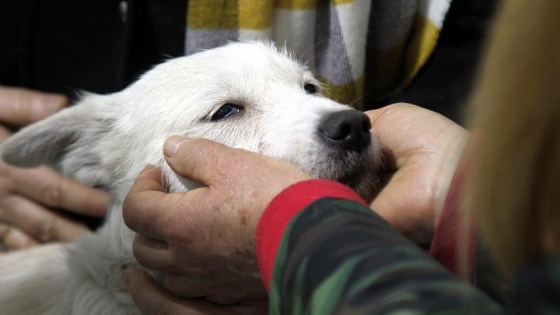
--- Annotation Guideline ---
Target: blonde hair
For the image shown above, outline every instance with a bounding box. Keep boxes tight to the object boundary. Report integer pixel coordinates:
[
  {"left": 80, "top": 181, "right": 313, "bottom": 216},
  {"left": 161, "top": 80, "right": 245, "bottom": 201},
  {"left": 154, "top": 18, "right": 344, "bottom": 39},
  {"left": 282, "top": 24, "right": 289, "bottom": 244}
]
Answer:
[{"left": 468, "top": 0, "right": 560, "bottom": 276}]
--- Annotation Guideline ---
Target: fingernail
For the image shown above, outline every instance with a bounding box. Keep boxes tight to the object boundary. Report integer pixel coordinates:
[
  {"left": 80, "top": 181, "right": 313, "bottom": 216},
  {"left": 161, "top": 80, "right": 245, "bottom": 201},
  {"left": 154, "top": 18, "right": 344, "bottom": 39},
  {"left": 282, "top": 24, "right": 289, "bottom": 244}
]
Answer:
[{"left": 164, "top": 136, "right": 187, "bottom": 157}]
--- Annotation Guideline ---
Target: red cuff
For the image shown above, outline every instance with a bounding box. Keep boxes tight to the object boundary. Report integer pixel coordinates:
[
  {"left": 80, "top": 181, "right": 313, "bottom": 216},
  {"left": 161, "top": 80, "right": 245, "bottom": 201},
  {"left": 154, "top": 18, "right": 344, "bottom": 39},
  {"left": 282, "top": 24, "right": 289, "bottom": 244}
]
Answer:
[
  {"left": 256, "top": 179, "right": 366, "bottom": 291},
  {"left": 429, "top": 132, "right": 481, "bottom": 281},
  {"left": 428, "top": 167, "right": 475, "bottom": 279}
]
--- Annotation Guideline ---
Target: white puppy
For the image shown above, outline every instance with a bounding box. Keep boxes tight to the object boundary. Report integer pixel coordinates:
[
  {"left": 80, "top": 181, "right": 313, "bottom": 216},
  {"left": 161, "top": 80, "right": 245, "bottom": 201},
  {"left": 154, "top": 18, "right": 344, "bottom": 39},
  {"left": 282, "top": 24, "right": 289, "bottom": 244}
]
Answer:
[{"left": 0, "top": 41, "right": 382, "bottom": 314}]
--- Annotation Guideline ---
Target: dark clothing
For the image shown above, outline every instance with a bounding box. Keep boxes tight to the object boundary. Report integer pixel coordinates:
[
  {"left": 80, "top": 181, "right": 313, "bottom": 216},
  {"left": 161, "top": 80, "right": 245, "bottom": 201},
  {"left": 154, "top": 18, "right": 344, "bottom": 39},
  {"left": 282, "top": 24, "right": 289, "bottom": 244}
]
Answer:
[
  {"left": 0, "top": 0, "right": 186, "bottom": 98},
  {"left": 258, "top": 180, "right": 560, "bottom": 314},
  {"left": 1, "top": 0, "right": 500, "bottom": 121},
  {"left": 379, "top": 0, "right": 501, "bottom": 122}
]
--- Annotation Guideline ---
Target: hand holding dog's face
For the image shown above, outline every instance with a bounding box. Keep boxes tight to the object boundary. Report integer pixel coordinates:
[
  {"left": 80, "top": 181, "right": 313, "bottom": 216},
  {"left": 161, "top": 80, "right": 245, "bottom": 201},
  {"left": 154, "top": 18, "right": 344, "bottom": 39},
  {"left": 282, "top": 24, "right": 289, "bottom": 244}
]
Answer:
[
  {"left": 367, "top": 103, "right": 469, "bottom": 244},
  {"left": 123, "top": 137, "right": 310, "bottom": 305},
  {"left": 123, "top": 104, "right": 470, "bottom": 314}
]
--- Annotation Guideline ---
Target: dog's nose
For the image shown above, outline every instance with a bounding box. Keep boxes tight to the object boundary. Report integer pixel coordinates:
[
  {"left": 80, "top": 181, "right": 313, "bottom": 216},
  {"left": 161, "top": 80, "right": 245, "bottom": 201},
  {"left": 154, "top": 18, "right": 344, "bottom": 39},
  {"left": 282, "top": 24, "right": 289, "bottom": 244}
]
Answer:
[{"left": 319, "top": 110, "right": 372, "bottom": 152}]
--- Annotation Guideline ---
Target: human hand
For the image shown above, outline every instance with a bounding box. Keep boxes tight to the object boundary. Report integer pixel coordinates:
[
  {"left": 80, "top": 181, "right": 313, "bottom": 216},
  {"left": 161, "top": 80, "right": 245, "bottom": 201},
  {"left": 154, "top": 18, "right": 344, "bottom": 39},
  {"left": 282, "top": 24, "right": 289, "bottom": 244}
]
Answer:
[
  {"left": 123, "top": 137, "right": 310, "bottom": 305},
  {"left": 123, "top": 267, "right": 268, "bottom": 315},
  {"left": 0, "top": 87, "right": 109, "bottom": 250},
  {"left": 366, "top": 103, "right": 468, "bottom": 244},
  {"left": 0, "top": 86, "right": 69, "bottom": 135}
]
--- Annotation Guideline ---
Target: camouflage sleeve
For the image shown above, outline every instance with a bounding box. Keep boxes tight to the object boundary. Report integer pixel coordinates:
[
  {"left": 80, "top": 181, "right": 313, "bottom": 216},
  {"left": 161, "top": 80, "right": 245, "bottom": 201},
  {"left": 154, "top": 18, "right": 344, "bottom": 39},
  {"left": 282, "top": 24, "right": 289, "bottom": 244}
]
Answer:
[{"left": 259, "top": 186, "right": 504, "bottom": 314}]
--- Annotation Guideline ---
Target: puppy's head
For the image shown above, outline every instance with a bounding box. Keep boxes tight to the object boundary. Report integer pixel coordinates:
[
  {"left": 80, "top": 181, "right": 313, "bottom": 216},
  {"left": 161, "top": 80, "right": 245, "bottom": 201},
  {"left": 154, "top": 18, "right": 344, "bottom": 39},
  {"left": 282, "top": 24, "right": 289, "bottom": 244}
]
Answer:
[{"left": 1, "top": 41, "right": 382, "bottom": 202}]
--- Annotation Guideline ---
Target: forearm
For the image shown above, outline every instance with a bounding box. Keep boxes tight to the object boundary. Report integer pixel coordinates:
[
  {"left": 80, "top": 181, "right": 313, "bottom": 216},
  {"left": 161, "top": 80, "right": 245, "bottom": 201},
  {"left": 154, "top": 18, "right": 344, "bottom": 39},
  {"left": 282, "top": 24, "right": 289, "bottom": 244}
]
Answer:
[{"left": 256, "top": 180, "right": 503, "bottom": 314}]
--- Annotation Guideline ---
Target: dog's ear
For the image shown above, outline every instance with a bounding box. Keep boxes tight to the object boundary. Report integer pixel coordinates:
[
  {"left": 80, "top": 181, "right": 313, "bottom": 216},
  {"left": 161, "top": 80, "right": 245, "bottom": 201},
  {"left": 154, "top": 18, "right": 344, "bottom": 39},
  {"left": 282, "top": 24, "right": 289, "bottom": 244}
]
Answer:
[{"left": 1, "top": 94, "right": 116, "bottom": 186}]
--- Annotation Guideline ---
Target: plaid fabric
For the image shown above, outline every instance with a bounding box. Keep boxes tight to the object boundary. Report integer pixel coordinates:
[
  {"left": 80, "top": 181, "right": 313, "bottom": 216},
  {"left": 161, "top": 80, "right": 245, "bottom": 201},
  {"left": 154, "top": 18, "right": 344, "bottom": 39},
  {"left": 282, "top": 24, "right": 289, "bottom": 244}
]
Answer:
[{"left": 185, "top": 0, "right": 452, "bottom": 110}]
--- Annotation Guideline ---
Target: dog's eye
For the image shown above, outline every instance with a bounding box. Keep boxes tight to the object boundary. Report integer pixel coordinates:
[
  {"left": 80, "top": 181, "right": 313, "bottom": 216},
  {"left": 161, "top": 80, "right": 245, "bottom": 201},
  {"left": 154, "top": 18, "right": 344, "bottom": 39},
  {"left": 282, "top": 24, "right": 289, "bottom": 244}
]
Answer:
[
  {"left": 211, "top": 104, "right": 243, "bottom": 121},
  {"left": 304, "top": 83, "right": 318, "bottom": 94}
]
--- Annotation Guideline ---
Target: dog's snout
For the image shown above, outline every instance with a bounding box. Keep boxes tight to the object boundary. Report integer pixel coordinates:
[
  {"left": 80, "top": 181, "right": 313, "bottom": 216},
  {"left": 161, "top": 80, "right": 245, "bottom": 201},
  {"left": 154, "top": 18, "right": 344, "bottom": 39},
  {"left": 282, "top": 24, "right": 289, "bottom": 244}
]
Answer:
[{"left": 319, "top": 110, "right": 371, "bottom": 152}]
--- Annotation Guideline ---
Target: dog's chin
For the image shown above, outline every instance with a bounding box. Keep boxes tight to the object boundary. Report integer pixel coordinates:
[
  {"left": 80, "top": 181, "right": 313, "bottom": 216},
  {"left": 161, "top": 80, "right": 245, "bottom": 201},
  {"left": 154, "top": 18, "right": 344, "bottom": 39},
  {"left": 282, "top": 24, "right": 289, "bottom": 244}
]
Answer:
[
  {"left": 330, "top": 167, "right": 380, "bottom": 203},
  {"left": 306, "top": 151, "right": 381, "bottom": 203},
  {"left": 339, "top": 174, "right": 379, "bottom": 203}
]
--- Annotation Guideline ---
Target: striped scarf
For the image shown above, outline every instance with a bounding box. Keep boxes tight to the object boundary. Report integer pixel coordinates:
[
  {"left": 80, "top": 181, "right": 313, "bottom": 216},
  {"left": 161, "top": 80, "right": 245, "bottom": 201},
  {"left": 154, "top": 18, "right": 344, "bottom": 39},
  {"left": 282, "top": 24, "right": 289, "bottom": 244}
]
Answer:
[{"left": 185, "top": 0, "right": 452, "bottom": 110}]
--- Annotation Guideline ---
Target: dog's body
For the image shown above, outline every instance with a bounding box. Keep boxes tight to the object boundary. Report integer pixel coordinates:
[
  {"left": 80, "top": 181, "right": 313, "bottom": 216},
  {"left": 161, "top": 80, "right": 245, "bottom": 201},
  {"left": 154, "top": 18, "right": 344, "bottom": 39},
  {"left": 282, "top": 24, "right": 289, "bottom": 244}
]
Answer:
[{"left": 0, "top": 41, "right": 382, "bottom": 314}]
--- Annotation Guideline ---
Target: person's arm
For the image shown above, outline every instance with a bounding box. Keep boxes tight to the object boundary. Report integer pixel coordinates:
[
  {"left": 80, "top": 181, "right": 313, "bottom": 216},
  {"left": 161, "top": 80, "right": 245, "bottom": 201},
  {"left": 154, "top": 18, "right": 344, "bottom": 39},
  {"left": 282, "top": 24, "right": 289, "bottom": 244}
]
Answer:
[
  {"left": 258, "top": 180, "right": 504, "bottom": 314},
  {"left": 123, "top": 171, "right": 503, "bottom": 315}
]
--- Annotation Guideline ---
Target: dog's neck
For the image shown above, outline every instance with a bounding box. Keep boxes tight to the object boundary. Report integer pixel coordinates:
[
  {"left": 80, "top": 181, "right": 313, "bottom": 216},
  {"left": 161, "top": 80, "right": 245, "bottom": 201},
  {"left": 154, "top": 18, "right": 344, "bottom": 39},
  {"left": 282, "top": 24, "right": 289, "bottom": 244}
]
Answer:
[{"left": 62, "top": 195, "right": 138, "bottom": 313}]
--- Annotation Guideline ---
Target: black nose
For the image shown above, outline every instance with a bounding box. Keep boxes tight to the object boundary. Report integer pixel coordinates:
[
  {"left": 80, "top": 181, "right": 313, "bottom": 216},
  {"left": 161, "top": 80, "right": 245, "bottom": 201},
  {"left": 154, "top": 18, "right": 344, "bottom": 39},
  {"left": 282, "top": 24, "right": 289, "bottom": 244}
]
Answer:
[{"left": 318, "top": 110, "right": 372, "bottom": 152}]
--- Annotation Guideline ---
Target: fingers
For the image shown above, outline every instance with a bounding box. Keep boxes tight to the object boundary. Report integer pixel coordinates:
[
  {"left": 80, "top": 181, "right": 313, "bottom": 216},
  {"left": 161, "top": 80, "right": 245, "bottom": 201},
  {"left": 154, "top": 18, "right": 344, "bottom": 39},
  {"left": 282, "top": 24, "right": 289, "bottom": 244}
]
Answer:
[
  {"left": 126, "top": 166, "right": 167, "bottom": 197},
  {"left": 124, "top": 266, "right": 268, "bottom": 315},
  {"left": 0, "top": 223, "right": 37, "bottom": 249},
  {"left": 163, "top": 273, "right": 266, "bottom": 304},
  {"left": 0, "top": 223, "right": 39, "bottom": 251},
  {"left": 123, "top": 166, "right": 174, "bottom": 239},
  {"left": 0, "top": 125, "right": 11, "bottom": 142},
  {"left": 0, "top": 87, "right": 68, "bottom": 125},
  {"left": 123, "top": 267, "right": 187, "bottom": 315},
  {"left": 1, "top": 164, "right": 102, "bottom": 246},
  {"left": 7, "top": 166, "right": 108, "bottom": 217},
  {"left": 132, "top": 234, "right": 178, "bottom": 272},
  {"left": 365, "top": 103, "right": 468, "bottom": 244},
  {"left": 0, "top": 223, "right": 38, "bottom": 249},
  {"left": 365, "top": 104, "right": 422, "bottom": 157},
  {"left": 162, "top": 136, "right": 295, "bottom": 196},
  {"left": 123, "top": 267, "right": 232, "bottom": 315},
  {"left": 0, "top": 194, "right": 88, "bottom": 242}
]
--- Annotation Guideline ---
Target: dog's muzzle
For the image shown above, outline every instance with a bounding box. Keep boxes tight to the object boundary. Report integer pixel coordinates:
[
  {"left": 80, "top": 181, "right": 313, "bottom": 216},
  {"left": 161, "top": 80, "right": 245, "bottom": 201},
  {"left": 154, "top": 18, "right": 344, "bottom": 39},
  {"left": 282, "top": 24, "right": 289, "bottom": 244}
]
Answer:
[
  {"left": 311, "top": 109, "right": 380, "bottom": 202},
  {"left": 318, "top": 110, "right": 372, "bottom": 152}
]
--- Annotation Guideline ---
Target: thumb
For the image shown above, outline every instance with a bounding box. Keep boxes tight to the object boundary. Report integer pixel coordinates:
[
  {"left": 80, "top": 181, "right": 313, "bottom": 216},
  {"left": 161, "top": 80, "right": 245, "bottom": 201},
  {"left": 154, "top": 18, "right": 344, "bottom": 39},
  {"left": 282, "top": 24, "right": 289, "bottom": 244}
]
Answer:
[
  {"left": 0, "top": 87, "right": 68, "bottom": 125},
  {"left": 163, "top": 136, "right": 234, "bottom": 186}
]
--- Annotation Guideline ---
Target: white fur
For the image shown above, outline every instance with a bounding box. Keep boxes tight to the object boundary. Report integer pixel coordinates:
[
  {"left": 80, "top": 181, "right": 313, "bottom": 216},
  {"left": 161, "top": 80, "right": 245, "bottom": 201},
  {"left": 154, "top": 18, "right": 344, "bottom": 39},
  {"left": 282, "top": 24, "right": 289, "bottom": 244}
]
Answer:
[{"left": 0, "top": 41, "right": 382, "bottom": 314}]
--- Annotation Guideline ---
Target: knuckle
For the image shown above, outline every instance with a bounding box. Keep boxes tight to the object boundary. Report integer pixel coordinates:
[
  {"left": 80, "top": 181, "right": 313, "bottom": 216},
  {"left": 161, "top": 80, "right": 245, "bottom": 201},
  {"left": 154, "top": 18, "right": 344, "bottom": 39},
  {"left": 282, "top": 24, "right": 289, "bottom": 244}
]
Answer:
[
  {"left": 13, "top": 90, "right": 35, "bottom": 118},
  {"left": 167, "top": 221, "right": 196, "bottom": 249},
  {"left": 39, "top": 179, "right": 64, "bottom": 206},
  {"left": 0, "top": 195, "right": 19, "bottom": 218},
  {"left": 0, "top": 163, "right": 13, "bottom": 187},
  {"left": 164, "top": 276, "right": 199, "bottom": 297},
  {"left": 14, "top": 237, "right": 37, "bottom": 250},
  {"left": 131, "top": 238, "right": 155, "bottom": 269},
  {"left": 39, "top": 218, "right": 57, "bottom": 242},
  {"left": 122, "top": 199, "right": 150, "bottom": 231},
  {"left": 28, "top": 223, "right": 44, "bottom": 239},
  {"left": 156, "top": 304, "right": 177, "bottom": 315},
  {"left": 122, "top": 195, "right": 138, "bottom": 224},
  {"left": 18, "top": 100, "right": 35, "bottom": 119}
]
